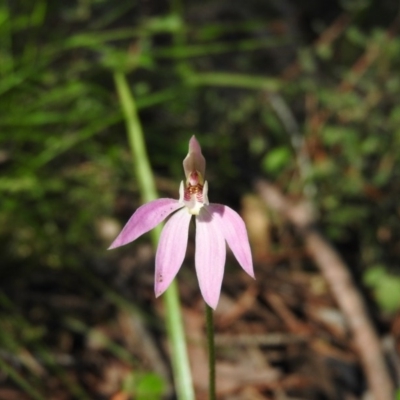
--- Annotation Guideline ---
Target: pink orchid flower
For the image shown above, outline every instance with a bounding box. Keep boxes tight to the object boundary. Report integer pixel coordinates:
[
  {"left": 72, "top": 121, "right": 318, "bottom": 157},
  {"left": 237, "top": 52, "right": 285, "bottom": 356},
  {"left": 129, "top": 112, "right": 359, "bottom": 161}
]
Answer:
[{"left": 109, "top": 136, "right": 254, "bottom": 309}]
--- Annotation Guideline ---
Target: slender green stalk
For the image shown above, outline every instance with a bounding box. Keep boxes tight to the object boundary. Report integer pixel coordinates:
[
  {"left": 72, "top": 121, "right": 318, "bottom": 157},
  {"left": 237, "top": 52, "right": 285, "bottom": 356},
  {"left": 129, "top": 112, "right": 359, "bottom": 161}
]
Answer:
[
  {"left": 113, "top": 71, "right": 195, "bottom": 400},
  {"left": 113, "top": 72, "right": 157, "bottom": 204},
  {"left": 164, "top": 278, "right": 195, "bottom": 398},
  {"left": 189, "top": 71, "right": 282, "bottom": 91},
  {"left": 205, "top": 304, "right": 216, "bottom": 400},
  {"left": 154, "top": 37, "right": 289, "bottom": 58}
]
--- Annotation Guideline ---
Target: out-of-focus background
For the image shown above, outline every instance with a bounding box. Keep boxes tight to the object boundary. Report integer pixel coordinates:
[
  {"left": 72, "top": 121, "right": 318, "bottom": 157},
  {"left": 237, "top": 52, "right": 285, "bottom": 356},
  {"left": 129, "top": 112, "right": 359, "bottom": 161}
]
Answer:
[{"left": 1, "top": 0, "right": 400, "bottom": 399}]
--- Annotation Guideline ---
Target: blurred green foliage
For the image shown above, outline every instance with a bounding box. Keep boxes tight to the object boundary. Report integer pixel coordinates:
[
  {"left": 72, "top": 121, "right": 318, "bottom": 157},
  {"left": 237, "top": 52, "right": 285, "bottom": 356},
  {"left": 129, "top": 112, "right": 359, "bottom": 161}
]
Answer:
[
  {"left": 1, "top": 0, "right": 400, "bottom": 397},
  {"left": 364, "top": 266, "right": 400, "bottom": 313},
  {"left": 123, "top": 372, "right": 165, "bottom": 399}
]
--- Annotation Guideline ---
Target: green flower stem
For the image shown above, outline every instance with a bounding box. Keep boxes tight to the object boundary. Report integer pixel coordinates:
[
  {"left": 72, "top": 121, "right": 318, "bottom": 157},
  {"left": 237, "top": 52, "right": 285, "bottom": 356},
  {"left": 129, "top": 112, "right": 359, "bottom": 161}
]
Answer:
[
  {"left": 113, "top": 72, "right": 157, "bottom": 204},
  {"left": 205, "top": 304, "right": 216, "bottom": 400},
  {"left": 113, "top": 71, "right": 195, "bottom": 400}
]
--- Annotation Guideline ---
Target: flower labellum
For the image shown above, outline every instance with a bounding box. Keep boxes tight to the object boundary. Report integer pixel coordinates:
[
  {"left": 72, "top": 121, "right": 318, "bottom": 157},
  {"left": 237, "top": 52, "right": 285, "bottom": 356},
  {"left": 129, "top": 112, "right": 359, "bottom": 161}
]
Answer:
[{"left": 109, "top": 136, "right": 254, "bottom": 309}]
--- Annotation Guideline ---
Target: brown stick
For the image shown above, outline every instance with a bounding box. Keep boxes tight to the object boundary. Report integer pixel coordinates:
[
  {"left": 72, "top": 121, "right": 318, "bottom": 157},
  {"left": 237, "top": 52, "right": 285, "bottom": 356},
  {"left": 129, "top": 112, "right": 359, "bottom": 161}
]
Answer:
[{"left": 255, "top": 180, "right": 394, "bottom": 400}]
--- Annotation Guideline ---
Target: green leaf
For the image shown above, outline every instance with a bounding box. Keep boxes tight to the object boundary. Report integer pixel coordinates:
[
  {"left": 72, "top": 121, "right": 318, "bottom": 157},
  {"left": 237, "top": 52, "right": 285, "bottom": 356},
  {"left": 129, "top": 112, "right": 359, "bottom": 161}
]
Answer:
[
  {"left": 345, "top": 26, "right": 367, "bottom": 47},
  {"left": 144, "top": 14, "right": 183, "bottom": 33},
  {"left": 123, "top": 372, "right": 165, "bottom": 399},
  {"left": 261, "top": 146, "right": 292, "bottom": 174},
  {"left": 364, "top": 266, "right": 400, "bottom": 313},
  {"left": 363, "top": 265, "right": 386, "bottom": 285}
]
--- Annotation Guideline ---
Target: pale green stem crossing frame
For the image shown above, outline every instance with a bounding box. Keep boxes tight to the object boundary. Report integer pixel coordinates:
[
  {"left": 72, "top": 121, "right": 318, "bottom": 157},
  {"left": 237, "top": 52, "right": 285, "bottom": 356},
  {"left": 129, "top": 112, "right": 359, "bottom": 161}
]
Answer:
[{"left": 113, "top": 71, "right": 195, "bottom": 400}]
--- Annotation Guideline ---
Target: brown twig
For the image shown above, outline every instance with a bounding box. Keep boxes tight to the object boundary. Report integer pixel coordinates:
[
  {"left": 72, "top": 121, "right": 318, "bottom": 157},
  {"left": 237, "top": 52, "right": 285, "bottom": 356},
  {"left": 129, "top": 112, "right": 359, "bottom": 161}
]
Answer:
[
  {"left": 264, "top": 292, "right": 312, "bottom": 335},
  {"left": 255, "top": 179, "right": 394, "bottom": 400}
]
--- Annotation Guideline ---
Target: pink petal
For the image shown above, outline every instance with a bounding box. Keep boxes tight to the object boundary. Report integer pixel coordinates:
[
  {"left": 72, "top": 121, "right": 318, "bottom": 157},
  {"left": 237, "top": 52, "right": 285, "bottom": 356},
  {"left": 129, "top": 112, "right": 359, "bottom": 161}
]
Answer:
[
  {"left": 207, "top": 204, "right": 254, "bottom": 278},
  {"left": 183, "top": 136, "right": 206, "bottom": 180},
  {"left": 195, "top": 208, "right": 226, "bottom": 309},
  {"left": 155, "top": 208, "right": 192, "bottom": 297},
  {"left": 108, "top": 199, "right": 183, "bottom": 249}
]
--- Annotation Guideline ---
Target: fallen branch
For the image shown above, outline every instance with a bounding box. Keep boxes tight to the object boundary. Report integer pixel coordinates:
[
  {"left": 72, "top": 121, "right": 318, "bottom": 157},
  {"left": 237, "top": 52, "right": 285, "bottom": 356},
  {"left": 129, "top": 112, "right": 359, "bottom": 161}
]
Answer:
[{"left": 255, "top": 180, "right": 394, "bottom": 400}]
